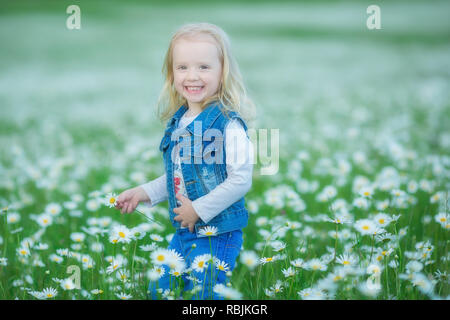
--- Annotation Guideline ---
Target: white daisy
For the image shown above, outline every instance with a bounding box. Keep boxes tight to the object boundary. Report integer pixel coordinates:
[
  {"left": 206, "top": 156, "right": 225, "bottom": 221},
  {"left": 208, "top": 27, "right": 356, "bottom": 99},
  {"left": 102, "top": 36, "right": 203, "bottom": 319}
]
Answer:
[
  {"left": 281, "top": 267, "right": 296, "bottom": 278},
  {"left": 60, "top": 278, "right": 76, "bottom": 290},
  {"left": 366, "top": 263, "right": 383, "bottom": 275},
  {"left": 191, "top": 253, "right": 211, "bottom": 273},
  {"left": 213, "top": 283, "right": 242, "bottom": 300},
  {"left": 36, "top": 213, "right": 53, "bottom": 228},
  {"left": 151, "top": 248, "right": 171, "bottom": 266},
  {"left": 149, "top": 234, "right": 164, "bottom": 242},
  {"left": 70, "top": 232, "right": 86, "bottom": 243},
  {"left": 305, "top": 258, "right": 327, "bottom": 271},
  {"left": 214, "top": 258, "right": 230, "bottom": 273},
  {"left": 109, "top": 225, "right": 133, "bottom": 244},
  {"left": 104, "top": 192, "right": 118, "bottom": 208},
  {"left": 45, "top": 203, "right": 62, "bottom": 216},
  {"left": 116, "top": 292, "right": 132, "bottom": 300},
  {"left": 354, "top": 219, "right": 376, "bottom": 236},
  {"left": 7, "top": 212, "right": 20, "bottom": 224},
  {"left": 106, "top": 256, "right": 126, "bottom": 274},
  {"left": 359, "top": 186, "right": 374, "bottom": 198},
  {"left": 259, "top": 256, "right": 278, "bottom": 265},
  {"left": 336, "top": 253, "right": 358, "bottom": 267},
  {"left": 147, "top": 266, "right": 165, "bottom": 281},
  {"left": 41, "top": 287, "right": 58, "bottom": 299},
  {"left": 434, "top": 212, "right": 448, "bottom": 226},
  {"left": 49, "top": 254, "right": 64, "bottom": 264},
  {"left": 198, "top": 226, "right": 219, "bottom": 237},
  {"left": 17, "top": 246, "right": 30, "bottom": 257},
  {"left": 290, "top": 258, "right": 305, "bottom": 268},
  {"left": 373, "top": 213, "right": 392, "bottom": 227},
  {"left": 240, "top": 250, "right": 259, "bottom": 270}
]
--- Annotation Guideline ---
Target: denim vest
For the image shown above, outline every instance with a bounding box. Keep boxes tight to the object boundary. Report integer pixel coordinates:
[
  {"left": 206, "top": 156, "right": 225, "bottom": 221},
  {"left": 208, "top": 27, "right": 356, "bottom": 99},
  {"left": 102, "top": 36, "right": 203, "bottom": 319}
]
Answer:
[{"left": 159, "top": 101, "right": 250, "bottom": 237}]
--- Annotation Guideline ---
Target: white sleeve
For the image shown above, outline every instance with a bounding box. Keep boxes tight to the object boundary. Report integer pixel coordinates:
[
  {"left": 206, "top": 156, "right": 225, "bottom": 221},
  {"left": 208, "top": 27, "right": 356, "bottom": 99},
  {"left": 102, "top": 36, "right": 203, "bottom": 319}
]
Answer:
[
  {"left": 192, "top": 119, "right": 254, "bottom": 224},
  {"left": 140, "top": 174, "right": 168, "bottom": 207}
]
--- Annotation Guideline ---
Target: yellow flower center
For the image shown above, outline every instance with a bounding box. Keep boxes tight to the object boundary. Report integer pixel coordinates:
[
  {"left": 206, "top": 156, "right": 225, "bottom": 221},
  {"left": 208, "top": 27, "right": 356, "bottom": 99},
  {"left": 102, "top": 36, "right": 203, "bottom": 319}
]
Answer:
[
  {"left": 198, "top": 261, "right": 204, "bottom": 268},
  {"left": 118, "top": 232, "right": 125, "bottom": 238},
  {"left": 157, "top": 255, "right": 165, "bottom": 262},
  {"left": 362, "top": 225, "right": 369, "bottom": 230},
  {"left": 266, "top": 258, "right": 273, "bottom": 262},
  {"left": 43, "top": 219, "right": 48, "bottom": 224},
  {"left": 112, "top": 239, "right": 118, "bottom": 244},
  {"left": 20, "top": 250, "right": 27, "bottom": 255},
  {"left": 440, "top": 217, "right": 446, "bottom": 222},
  {"left": 219, "top": 266, "right": 224, "bottom": 271},
  {"left": 205, "top": 231, "right": 213, "bottom": 236},
  {"left": 379, "top": 219, "right": 385, "bottom": 224},
  {"left": 47, "top": 294, "right": 53, "bottom": 298},
  {"left": 109, "top": 197, "right": 116, "bottom": 204},
  {"left": 364, "top": 191, "right": 370, "bottom": 196},
  {"left": 343, "top": 261, "right": 350, "bottom": 265},
  {"left": 334, "top": 275, "right": 342, "bottom": 281}
]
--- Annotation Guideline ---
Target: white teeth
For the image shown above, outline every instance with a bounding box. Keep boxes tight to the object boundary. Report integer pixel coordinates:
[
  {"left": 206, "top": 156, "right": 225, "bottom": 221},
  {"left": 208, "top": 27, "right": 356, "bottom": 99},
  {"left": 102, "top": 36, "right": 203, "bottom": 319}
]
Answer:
[{"left": 186, "top": 86, "right": 203, "bottom": 91}]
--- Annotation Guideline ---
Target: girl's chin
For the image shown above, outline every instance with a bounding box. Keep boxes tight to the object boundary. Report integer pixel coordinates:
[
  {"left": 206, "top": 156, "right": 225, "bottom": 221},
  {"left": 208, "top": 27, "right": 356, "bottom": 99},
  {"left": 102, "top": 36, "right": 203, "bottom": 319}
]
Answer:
[{"left": 183, "top": 94, "right": 205, "bottom": 103}]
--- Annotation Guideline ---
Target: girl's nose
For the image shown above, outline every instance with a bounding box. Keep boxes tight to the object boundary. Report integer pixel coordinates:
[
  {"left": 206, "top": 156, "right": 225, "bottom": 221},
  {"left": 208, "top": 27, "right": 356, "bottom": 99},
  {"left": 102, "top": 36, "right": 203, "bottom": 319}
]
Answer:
[{"left": 186, "top": 69, "right": 200, "bottom": 80}]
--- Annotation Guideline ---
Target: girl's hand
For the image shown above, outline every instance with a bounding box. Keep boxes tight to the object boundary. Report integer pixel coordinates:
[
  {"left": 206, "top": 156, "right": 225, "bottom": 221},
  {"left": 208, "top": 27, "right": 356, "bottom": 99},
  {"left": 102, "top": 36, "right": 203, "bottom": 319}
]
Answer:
[
  {"left": 115, "top": 186, "right": 149, "bottom": 214},
  {"left": 173, "top": 193, "right": 199, "bottom": 233}
]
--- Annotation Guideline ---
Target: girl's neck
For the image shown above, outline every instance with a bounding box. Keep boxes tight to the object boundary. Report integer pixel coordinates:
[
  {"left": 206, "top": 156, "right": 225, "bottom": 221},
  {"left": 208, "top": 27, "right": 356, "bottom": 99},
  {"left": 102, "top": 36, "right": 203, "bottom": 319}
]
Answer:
[{"left": 185, "top": 104, "right": 203, "bottom": 117}]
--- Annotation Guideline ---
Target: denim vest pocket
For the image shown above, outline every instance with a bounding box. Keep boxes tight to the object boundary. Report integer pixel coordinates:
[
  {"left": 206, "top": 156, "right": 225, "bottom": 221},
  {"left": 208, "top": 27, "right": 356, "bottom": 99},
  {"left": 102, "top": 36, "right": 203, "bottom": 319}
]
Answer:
[{"left": 194, "top": 208, "right": 248, "bottom": 238}]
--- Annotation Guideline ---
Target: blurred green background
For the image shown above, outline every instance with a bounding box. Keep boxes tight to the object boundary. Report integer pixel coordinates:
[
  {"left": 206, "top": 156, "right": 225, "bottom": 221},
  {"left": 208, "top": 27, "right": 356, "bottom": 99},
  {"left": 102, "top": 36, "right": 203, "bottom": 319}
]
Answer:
[{"left": 1, "top": 0, "right": 449, "bottom": 152}]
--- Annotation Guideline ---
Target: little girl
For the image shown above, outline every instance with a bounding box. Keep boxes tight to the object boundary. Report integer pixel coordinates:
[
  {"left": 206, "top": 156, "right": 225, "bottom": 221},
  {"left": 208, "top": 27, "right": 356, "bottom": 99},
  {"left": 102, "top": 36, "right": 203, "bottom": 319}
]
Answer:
[{"left": 115, "top": 22, "right": 255, "bottom": 300}]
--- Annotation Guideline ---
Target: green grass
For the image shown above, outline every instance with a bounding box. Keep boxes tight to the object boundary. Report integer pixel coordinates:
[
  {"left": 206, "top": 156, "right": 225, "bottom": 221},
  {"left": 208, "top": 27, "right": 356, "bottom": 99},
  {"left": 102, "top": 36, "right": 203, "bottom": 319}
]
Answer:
[{"left": 0, "top": 0, "right": 449, "bottom": 300}]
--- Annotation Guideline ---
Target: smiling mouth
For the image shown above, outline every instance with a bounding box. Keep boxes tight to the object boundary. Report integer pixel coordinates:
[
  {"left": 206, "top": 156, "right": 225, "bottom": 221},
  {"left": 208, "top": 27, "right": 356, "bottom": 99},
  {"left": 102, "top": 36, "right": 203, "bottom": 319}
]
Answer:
[{"left": 184, "top": 86, "right": 204, "bottom": 94}]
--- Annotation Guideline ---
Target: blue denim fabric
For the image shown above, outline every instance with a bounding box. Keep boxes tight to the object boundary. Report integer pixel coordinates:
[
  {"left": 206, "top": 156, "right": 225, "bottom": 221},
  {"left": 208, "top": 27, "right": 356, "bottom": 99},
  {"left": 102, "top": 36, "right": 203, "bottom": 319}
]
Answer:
[
  {"left": 148, "top": 228, "right": 243, "bottom": 300},
  {"left": 159, "top": 100, "right": 250, "bottom": 237}
]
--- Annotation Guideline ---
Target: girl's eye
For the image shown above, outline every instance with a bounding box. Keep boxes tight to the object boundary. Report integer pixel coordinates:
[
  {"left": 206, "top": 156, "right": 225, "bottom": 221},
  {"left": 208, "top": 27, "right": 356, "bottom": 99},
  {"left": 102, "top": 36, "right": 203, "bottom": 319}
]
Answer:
[
  {"left": 200, "top": 65, "right": 209, "bottom": 69},
  {"left": 177, "top": 66, "right": 187, "bottom": 70}
]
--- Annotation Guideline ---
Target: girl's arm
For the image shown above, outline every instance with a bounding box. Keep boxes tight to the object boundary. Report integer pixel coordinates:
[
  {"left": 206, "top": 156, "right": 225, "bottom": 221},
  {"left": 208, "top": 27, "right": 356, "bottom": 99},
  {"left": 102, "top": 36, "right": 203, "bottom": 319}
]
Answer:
[
  {"left": 139, "top": 174, "right": 168, "bottom": 208},
  {"left": 191, "top": 119, "right": 254, "bottom": 224}
]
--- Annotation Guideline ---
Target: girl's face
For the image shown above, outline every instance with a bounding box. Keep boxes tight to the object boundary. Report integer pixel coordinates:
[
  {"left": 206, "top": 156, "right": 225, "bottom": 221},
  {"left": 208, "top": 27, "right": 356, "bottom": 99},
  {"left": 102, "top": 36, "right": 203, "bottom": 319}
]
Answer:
[{"left": 172, "top": 35, "right": 223, "bottom": 111}]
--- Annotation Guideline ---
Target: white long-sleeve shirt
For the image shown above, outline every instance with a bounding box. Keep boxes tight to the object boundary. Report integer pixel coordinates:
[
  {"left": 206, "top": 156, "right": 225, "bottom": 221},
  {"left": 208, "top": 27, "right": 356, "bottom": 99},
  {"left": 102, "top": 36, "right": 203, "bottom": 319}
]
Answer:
[{"left": 140, "top": 112, "right": 254, "bottom": 224}]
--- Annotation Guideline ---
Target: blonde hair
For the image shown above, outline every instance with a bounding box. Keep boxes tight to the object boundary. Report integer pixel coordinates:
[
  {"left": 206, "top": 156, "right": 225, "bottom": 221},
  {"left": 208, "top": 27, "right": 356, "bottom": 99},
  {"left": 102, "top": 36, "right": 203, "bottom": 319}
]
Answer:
[{"left": 156, "top": 22, "right": 256, "bottom": 125}]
